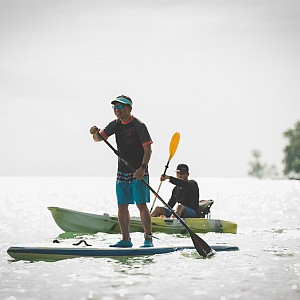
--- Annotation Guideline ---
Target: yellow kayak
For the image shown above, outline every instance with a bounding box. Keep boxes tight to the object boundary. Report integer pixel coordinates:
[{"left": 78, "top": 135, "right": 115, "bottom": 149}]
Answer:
[{"left": 48, "top": 206, "right": 237, "bottom": 234}]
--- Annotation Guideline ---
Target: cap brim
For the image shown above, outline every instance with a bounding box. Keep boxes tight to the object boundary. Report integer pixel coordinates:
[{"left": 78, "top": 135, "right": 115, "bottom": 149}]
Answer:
[{"left": 111, "top": 99, "right": 132, "bottom": 106}]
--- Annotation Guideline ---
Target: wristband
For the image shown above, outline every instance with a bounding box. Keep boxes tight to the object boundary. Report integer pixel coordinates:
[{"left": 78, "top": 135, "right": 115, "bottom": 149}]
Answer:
[{"left": 141, "top": 164, "right": 147, "bottom": 169}]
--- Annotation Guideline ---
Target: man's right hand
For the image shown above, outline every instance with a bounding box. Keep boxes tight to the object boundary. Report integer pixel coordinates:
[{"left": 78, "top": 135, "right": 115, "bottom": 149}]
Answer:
[
  {"left": 90, "top": 126, "right": 103, "bottom": 142},
  {"left": 90, "top": 126, "right": 99, "bottom": 135}
]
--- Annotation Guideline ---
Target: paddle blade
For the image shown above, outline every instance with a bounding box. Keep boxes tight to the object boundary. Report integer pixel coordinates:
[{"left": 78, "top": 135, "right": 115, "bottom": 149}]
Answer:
[
  {"left": 189, "top": 230, "right": 215, "bottom": 258},
  {"left": 168, "top": 132, "right": 180, "bottom": 160}
]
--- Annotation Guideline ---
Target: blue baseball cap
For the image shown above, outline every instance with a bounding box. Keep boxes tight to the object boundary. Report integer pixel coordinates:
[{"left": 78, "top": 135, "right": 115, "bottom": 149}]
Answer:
[{"left": 111, "top": 96, "right": 132, "bottom": 106}]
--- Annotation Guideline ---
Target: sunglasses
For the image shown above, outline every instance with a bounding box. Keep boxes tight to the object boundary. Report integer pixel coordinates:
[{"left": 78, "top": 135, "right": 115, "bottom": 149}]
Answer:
[{"left": 112, "top": 104, "right": 125, "bottom": 110}]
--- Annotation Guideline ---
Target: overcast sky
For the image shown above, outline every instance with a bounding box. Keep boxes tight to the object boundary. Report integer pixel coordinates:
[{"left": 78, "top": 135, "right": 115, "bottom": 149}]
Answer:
[{"left": 1, "top": 0, "right": 299, "bottom": 177}]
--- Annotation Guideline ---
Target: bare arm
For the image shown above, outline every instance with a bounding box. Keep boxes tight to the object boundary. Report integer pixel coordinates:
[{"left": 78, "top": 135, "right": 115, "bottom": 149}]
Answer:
[
  {"left": 160, "top": 174, "right": 171, "bottom": 181},
  {"left": 142, "top": 143, "right": 152, "bottom": 167},
  {"left": 134, "top": 143, "right": 152, "bottom": 180}
]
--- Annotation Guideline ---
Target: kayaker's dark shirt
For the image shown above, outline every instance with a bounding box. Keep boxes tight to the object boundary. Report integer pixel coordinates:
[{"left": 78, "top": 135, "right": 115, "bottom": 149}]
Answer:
[
  {"left": 168, "top": 177, "right": 200, "bottom": 216},
  {"left": 102, "top": 116, "right": 152, "bottom": 176}
]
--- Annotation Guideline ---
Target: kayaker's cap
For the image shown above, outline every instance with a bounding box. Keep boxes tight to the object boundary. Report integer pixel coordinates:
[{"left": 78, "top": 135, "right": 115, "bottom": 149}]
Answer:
[
  {"left": 176, "top": 164, "right": 189, "bottom": 173},
  {"left": 111, "top": 95, "right": 133, "bottom": 106}
]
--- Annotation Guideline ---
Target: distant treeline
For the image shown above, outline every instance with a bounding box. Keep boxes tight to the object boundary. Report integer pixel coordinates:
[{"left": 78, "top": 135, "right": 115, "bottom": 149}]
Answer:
[{"left": 248, "top": 120, "right": 300, "bottom": 179}]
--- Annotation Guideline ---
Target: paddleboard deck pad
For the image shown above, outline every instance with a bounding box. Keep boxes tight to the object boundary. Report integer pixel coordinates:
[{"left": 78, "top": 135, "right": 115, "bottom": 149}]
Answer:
[{"left": 7, "top": 243, "right": 239, "bottom": 261}]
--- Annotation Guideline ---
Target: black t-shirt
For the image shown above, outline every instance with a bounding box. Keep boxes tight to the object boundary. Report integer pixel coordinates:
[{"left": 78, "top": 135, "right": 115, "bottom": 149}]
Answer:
[
  {"left": 103, "top": 116, "right": 152, "bottom": 173},
  {"left": 168, "top": 177, "right": 200, "bottom": 215}
]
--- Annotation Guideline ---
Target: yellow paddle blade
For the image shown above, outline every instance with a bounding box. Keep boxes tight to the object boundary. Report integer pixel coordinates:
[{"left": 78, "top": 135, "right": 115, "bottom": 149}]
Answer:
[{"left": 168, "top": 132, "right": 180, "bottom": 160}]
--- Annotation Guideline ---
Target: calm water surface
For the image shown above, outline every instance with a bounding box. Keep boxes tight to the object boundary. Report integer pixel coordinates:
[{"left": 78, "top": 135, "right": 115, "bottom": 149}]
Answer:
[{"left": 0, "top": 177, "right": 299, "bottom": 300}]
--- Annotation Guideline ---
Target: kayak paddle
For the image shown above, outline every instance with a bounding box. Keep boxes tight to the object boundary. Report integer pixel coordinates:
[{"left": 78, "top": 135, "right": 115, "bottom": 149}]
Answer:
[
  {"left": 97, "top": 131, "right": 214, "bottom": 258},
  {"left": 150, "top": 132, "right": 180, "bottom": 213}
]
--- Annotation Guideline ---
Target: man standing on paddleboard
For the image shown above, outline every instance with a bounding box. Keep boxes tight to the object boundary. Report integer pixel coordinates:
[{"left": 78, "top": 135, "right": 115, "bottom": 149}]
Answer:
[{"left": 90, "top": 95, "right": 153, "bottom": 248}]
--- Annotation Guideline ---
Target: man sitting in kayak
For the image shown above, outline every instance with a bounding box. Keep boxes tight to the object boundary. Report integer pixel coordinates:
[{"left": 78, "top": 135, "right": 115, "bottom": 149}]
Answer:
[{"left": 151, "top": 164, "right": 200, "bottom": 218}]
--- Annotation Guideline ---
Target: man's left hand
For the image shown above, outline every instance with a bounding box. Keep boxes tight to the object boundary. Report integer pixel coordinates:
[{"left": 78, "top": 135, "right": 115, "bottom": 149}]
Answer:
[{"left": 134, "top": 167, "right": 145, "bottom": 180}]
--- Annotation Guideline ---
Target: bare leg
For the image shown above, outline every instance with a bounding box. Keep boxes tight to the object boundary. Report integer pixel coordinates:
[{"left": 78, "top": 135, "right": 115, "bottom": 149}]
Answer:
[
  {"left": 137, "top": 203, "right": 152, "bottom": 236},
  {"left": 174, "top": 204, "right": 185, "bottom": 217},
  {"left": 150, "top": 206, "right": 166, "bottom": 217},
  {"left": 118, "top": 204, "right": 131, "bottom": 241}
]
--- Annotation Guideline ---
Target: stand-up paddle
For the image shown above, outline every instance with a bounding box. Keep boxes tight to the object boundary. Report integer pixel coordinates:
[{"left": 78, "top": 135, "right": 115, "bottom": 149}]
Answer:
[
  {"left": 150, "top": 132, "right": 180, "bottom": 213},
  {"left": 97, "top": 132, "right": 214, "bottom": 258}
]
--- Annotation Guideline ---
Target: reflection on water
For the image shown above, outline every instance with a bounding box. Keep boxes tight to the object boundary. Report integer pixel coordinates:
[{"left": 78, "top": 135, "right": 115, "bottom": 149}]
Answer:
[
  {"left": 57, "top": 232, "right": 94, "bottom": 239},
  {"left": 263, "top": 246, "right": 296, "bottom": 257},
  {"left": 111, "top": 256, "right": 155, "bottom": 266},
  {"left": 1, "top": 177, "right": 300, "bottom": 300}
]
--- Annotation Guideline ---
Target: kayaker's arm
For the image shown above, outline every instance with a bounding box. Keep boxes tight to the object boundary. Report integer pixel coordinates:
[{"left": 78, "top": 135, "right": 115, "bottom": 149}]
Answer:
[
  {"left": 160, "top": 174, "right": 170, "bottom": 181},
  {"left": 160, "top": 176, "right": 177, "bottom": 208},
  {"left": 169, "top": 176, "right": 189, "bottom": 188},
  {"left": 160, "top": 175, "right": 187, "bottom": 188}
]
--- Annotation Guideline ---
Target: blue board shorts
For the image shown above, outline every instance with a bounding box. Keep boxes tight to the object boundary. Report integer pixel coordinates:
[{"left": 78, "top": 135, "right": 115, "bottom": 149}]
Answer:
[
  {"left": 116, "top": 176, "right": 150, "bottom": 205},
  {"left": 164, "top": 205, "right": 199, "bottom": 218}
]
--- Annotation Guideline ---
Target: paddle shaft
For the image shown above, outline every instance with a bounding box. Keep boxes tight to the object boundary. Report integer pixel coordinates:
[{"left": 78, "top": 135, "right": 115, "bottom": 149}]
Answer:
[
  {"left": 98, "top": 133, "right": 213, "bottom": 257},
  {"left": 149, "top": 160, "right": 170, "bottom": 213},
  {"left": 150, "top": 132, "right": 180, "bottom": 213}
]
